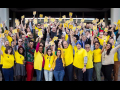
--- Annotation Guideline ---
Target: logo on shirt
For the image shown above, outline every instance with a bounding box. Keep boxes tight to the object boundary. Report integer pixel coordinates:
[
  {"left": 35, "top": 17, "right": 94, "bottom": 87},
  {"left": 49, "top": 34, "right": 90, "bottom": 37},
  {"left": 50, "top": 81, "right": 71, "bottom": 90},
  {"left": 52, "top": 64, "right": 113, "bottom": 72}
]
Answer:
[
  {"left": 7, "top": 56, "right": 9, "bottom": 58},
  {"left": 20, "top": 56, "right": 21, "bottom": 58}
]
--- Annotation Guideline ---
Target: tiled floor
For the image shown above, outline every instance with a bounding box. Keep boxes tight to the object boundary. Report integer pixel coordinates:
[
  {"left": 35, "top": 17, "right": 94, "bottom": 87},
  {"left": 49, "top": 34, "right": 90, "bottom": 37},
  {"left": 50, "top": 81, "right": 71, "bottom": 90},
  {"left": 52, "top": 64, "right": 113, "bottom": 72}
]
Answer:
[{"left": 0, "top": 68, "right": 120, "bottom": 81}]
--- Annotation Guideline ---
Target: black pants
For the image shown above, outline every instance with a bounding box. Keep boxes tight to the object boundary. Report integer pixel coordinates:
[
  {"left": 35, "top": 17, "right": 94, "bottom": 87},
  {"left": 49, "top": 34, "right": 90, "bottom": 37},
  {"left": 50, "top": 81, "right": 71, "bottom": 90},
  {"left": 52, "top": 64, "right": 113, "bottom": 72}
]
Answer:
[
  {"left": 75, "top": 67, "right": 83, "bottom": 81},
  {"left": 0, "top": 65, "right": 5, "bottom": 81},
  {"left": 102, "top": 64, "right": 114, "bottom": 81},
  {"left": 64, "top": 64, "right": 73, "bottom": 81}
]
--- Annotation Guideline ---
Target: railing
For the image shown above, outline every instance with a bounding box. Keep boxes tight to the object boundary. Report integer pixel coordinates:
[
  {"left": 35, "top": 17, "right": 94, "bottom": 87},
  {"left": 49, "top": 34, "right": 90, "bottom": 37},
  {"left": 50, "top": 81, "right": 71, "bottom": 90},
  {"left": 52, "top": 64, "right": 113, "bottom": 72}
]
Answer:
[{"left": 25, "top": 18, "right": 96, "bottom": 24}]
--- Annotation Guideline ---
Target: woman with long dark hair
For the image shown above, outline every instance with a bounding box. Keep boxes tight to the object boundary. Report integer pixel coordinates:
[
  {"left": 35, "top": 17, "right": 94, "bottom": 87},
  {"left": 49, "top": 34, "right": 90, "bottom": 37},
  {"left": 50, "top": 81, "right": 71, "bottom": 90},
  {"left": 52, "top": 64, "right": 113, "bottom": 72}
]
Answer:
[
  {"left": 0, "top": 45, "right": 14, "bottom": 81},
  {"left": 43, "top": 42, "right": 54, "bottom": 81},
  {"left": 101, "top": 42, "right": 120, "bottom": 81},
  {"left": 14, "top": 46, "right": 26, "bottom": 81},
  {"left": 52, "top": 41, "right": 65, "bottom": 81}
]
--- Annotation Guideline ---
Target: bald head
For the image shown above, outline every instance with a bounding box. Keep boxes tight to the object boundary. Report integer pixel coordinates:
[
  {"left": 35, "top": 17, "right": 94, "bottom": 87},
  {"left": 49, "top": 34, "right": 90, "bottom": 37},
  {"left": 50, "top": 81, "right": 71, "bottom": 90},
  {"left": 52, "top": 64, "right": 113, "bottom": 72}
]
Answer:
[{"left": 63, "top": 40, "right": 68, "bottom": 49}]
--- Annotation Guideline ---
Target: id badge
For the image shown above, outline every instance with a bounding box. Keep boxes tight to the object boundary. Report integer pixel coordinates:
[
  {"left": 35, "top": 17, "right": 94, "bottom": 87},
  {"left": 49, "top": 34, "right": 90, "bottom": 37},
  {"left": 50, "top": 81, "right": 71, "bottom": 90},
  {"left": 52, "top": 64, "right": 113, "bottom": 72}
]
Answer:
[{"left": 49, "top": 64, "right": 51, "bottom": 68}]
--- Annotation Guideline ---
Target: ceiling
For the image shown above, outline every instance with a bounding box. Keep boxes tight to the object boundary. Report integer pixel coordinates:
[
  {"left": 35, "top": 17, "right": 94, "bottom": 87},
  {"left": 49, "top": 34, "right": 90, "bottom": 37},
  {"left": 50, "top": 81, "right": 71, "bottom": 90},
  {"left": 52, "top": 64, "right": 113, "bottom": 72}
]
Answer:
[{"left": 9, "top": 8, "right": 110, "bottom": 12}]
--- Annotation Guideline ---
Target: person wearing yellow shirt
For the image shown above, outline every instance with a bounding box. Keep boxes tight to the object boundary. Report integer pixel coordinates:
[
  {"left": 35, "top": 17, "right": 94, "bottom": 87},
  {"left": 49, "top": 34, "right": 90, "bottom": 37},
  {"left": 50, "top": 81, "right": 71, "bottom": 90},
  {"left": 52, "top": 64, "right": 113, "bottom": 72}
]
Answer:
[
  {"left": 0, "top": 44, "right": 14, "bottom": 81},
  {"left": 52, "top": 41, "right": 65, "bottom": 81},
  {"left": 93, "top": 41, "right": 103, "bottom": 81},
  {"left": 71, "top": 40, "right": 88, "bottom": 81},
  {"left": 70, "top": 32, "right": 88, "bottom": 81},
  {"left": 35, "top": 23, "right": 42, "bottom": 32},
  {"left": 0, "top": 40, "right": 9, "bottom": 81},
  {"left": 62, "top": 33, "right": 74, "bottom": 81},
  {"left": 14, "top": 46, "right": 26, "bottom": 81},
  {"left": 34, "top": 38, "right": 45, "bottom": 81},
  {"left": 97, "top": 32, "right": 110, "bottom": 49},
  {"left": 84, "top": 36, "right": 94, "bottom": 81},
  {"left": 43, "top": 42, "right": 55, "bottom": 81}
]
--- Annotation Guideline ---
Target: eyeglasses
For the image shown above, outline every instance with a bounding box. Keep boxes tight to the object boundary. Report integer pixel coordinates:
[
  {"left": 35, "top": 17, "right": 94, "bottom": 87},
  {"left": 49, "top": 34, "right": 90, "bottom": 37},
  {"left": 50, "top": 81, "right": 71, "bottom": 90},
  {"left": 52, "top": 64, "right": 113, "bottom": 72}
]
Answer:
[
  {"left": 85, "top": 47, "right": 90, "bottom": 49},
  {"left": 19, "top": 41, "right": 23, "bottom": 42}
]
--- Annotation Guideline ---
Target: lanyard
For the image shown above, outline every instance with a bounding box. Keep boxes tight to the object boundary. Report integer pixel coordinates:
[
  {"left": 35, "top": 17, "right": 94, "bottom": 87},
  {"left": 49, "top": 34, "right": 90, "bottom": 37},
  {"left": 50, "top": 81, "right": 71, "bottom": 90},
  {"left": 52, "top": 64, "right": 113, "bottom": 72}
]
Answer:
[{"left": 48, "top": 56, "right": 51, "bottom": 64}]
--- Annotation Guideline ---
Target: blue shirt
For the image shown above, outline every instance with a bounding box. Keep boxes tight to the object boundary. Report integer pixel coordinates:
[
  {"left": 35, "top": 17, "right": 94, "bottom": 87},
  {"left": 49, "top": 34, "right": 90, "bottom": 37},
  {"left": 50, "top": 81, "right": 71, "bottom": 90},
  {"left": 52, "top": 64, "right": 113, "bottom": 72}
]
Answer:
[
  {"left": 82, "top": 41, "right": 85, "bottom": 49},
  {"left": 54, "top": 58, "right": 64, "bottom": 71}
]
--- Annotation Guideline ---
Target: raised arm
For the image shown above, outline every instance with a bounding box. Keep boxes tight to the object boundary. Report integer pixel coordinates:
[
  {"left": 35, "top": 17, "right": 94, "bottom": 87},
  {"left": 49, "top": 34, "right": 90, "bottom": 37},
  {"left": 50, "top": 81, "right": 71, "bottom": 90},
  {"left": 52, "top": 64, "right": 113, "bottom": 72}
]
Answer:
[
  {"left": 44, "top": 41, "right": 49, "bottom": 55},
  {"left": 13, "top": 34, "right": 16, "bottom": 46},
  {"left": 46, "top": 28, "right": 50, "bottom": 43},
  {"left": 0, "top": 39, "right": 3, "bottom": 55},
  {"left": 111, "top": 44, "right": 120, "bottom": 54},
  {"left": 29, "top": 20, "right": 33, "bottom": 33},
  {"left": 70, "top": 30, "right": 76, "bottom": 48},
  {"left": 101, "top": 42, "right": 106, "bottom": 54},
  {"left": 91, "top": 35, "right": 94, "bottom": 51}
]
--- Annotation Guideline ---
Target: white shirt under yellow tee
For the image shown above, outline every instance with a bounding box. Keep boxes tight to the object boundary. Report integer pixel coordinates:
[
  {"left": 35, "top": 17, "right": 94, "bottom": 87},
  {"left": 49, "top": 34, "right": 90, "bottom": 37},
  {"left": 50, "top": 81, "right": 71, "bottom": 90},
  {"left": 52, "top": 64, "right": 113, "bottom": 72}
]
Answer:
[{"left": 86, "top": 50, "right": 94, "bottom": 69}]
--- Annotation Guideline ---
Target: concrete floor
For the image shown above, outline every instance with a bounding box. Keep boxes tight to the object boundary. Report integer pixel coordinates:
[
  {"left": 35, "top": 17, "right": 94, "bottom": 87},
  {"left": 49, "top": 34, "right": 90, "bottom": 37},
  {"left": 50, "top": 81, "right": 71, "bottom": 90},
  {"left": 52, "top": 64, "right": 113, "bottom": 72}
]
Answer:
[{"left": 0, "top": 68, "right": 120, "bottom": 81}]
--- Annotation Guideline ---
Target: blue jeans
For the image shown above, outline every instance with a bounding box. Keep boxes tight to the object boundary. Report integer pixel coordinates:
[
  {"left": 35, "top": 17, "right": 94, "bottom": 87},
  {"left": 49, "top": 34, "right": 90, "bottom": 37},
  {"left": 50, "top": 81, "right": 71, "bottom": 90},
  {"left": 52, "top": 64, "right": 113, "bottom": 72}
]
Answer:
[
  {"left": 53, "top": 70, "right": 65, "bottom": 81},
  {"left": 41, "top": 68, "right": 44, "bottom": 81},
  {"left": 36, "top": 70, "right": 42, "bottom": 81},
  {"left": 65, "top": 64, "right": 73, "bottom": 81},
  {"left": 84, "top": 68, "right": 93, "bottom": 81},
  {"left": 44, "top": 70, "right": 53, "bottom": 81},
  {"left": 2, "top": 67, "right": 14, "bottom": 81}
]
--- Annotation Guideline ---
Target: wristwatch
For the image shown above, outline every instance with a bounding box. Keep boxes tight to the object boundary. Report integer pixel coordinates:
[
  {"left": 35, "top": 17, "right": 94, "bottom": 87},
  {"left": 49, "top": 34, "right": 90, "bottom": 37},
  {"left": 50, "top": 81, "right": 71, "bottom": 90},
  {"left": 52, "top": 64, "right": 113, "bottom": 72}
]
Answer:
[{"left": 84, "top": 65, "right": 86, "bottom": 67}]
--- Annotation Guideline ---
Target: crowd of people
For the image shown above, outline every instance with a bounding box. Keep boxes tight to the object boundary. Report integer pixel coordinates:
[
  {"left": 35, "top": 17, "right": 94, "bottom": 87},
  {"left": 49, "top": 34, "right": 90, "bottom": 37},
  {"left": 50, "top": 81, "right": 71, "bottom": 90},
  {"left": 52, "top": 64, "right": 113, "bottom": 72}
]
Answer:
[{"left": 0, "top": 12, "right": 120, "bottom": 81}]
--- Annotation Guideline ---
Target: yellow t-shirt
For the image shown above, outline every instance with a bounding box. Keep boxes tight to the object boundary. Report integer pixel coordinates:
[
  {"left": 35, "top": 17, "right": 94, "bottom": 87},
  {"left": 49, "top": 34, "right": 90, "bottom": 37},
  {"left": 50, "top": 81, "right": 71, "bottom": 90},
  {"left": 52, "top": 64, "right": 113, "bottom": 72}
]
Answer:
[
  {"left": 93, "top": 48, "right": 102, "bottom": 63},
  {"left": 15, "top": 51, "right": 24, "bottom": 65},
  {"left": 6, "top": 35, "right": 13, "bottom": 46},
  {"left": 63, "top": 44, "right": 73, "bottom": 66},
  {"left": 0, "top": 46, "right": 6, "bottom": 65},
  {"left": 35, "top": 26, "right": 42, "bottom": 32},
  {"left": 44, "top": 54, "right": 54, "bottom": 71},
  {"left": 86, "top": 50, "right": 94, "bottom": 69},
  {"left": 98, "top": 35, "right": 110, "bottom": 46},
  {"left": 2, "top": 52, "right": 14, "bottom": 69},
  {"left": 112, "top": 45, "right": 118, "bottom": 61},
  {"left": 34, "top": 50, "right": 43, "bottom": 71},
  {"left": 73, "top": 46, "right": 87, "bottom": 69}
]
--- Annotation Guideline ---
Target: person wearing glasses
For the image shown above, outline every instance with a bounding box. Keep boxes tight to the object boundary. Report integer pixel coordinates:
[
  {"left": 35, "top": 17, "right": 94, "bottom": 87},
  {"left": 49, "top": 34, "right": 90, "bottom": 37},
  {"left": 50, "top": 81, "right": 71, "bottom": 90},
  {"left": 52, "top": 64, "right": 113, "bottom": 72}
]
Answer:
[
  {"left": 34, "top": 37, "right": 45, "bottom": 81},
  {"left": 71, "top": 31, "right": 88, "bottom": 81},
  {"left": 97, "top": 31, "right": 104, "bottom": 49},
  {"left": 93, "top": 41, "right": 102, "bottom": 81},
  {"left": 21, "top": 31, "right": 35, "bottom": 81},
  {"left": 14, "top": 38, "right": 25, "bottom": 50},
  {"left": 83, "top": 36, "right": 94, "bottom": 81},
  {"left": 43, "top": 42, "right": 55, "bottom": 81}
]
